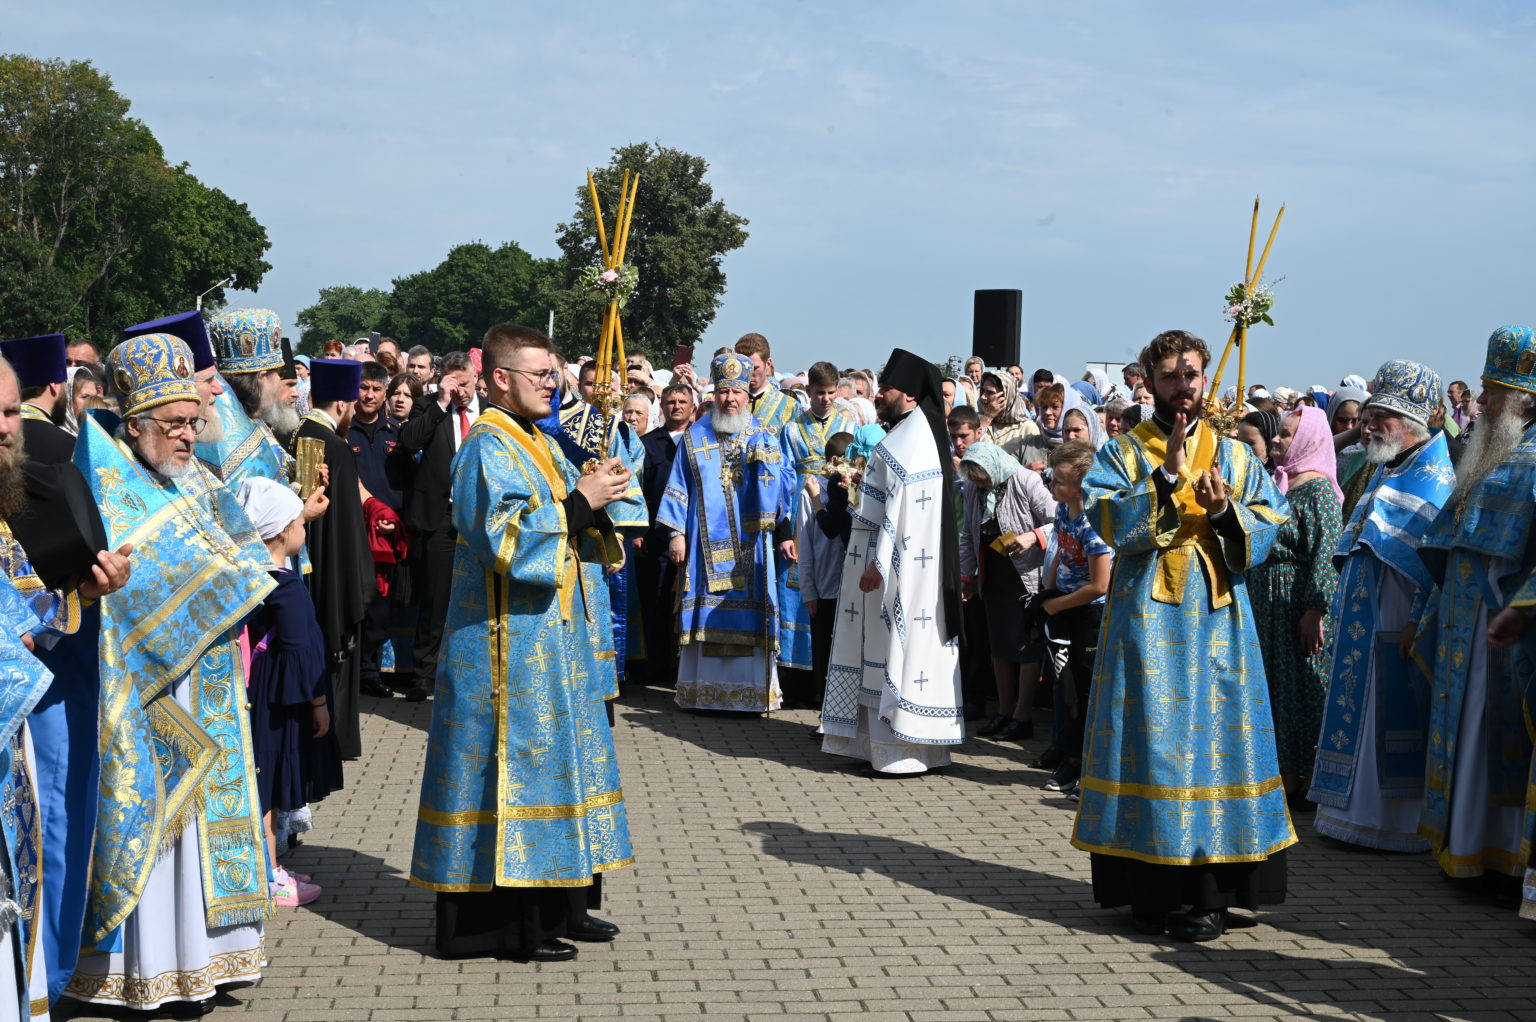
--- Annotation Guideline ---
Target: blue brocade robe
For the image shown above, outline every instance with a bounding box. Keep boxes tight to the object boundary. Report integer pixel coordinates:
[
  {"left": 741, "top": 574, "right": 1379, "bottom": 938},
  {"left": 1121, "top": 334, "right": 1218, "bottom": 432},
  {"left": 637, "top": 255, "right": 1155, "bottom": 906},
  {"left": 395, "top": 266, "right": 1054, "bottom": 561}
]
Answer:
[
  {"left": 1071, "top": 419, "right": 1297, "bottom": 866},
  {"left": 411, "top": 406, "right": 632, "bottom": 890},
  {"left": 656, "top": 414, "right": 784, "bottom": 658},
  {"left": 1415, "top": 423, "right": 1536, "bottom": 879},
  {"left": 555, "top": 402, "right": 646, "bottom": 685},
  {"left": 775, "top": 408, "right": 855, "bottom": 670}
]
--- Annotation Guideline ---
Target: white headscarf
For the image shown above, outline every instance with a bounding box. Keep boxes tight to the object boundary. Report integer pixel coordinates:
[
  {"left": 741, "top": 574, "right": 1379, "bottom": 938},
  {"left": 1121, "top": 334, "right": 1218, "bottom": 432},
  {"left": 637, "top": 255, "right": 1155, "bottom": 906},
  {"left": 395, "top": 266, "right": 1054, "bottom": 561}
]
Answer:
[
  {"left": 236, "top": 477, "right": 304, "bottom": 541},
  {"left": 1061, "top": 385, "right": 1106, "bottom": 449}
]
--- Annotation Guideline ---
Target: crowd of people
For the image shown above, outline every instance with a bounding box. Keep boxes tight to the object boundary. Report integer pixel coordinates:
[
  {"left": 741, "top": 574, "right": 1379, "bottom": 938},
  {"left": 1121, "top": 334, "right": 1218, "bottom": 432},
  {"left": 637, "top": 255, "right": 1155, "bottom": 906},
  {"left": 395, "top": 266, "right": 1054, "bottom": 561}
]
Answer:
[{"left": 0, "top": 307, "right": 1532, "bottom": 1016}]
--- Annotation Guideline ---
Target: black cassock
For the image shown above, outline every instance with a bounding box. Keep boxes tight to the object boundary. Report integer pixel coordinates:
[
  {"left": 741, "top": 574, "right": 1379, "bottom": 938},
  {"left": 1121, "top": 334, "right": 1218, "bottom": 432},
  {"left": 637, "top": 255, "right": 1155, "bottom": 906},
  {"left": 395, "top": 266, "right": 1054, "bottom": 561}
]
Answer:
[{"left": 294, "top": 415, "right": 371, "bottom": 760}]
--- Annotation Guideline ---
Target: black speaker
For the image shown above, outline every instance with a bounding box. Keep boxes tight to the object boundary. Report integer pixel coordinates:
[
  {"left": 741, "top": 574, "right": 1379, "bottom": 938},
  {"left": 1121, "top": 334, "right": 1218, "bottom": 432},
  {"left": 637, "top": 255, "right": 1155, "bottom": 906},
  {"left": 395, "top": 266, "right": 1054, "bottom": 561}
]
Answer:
[{"left": 972, "top": 289, "right": 1022, "bottom": 368}]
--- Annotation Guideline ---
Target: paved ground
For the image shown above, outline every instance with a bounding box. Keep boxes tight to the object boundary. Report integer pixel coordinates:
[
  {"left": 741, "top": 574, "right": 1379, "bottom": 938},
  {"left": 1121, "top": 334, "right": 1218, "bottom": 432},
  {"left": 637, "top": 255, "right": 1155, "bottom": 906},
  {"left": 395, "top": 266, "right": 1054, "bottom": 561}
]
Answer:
[{"left": 60, "top": 684, "right": 1536, "bottom": 1022}]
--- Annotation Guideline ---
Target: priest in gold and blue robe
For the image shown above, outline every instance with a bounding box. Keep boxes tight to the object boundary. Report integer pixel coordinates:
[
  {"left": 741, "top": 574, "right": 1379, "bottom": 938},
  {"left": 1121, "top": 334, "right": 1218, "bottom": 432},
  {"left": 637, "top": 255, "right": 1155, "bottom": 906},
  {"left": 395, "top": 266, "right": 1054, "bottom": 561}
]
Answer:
[
  {"left": 556, "top": 359, "right": 647, "bottom": 684},
  {"left": 659, "top": 352, "right": 786, "bottom": 713},
  {"left": 198, "top": 308, "right": 298, "bottom": 491},
  {"left": 411, "top": 324, "right": 633, "bottom": 964},
  {"left": 1071, "top": 329, "right": 1293, "bottom": 944},
  {"left": 1413, "top": 326, "right": 1536, "bottom": 900},
  {"left": 64, "top": 332, "right": 274, "bottom": 1015}
]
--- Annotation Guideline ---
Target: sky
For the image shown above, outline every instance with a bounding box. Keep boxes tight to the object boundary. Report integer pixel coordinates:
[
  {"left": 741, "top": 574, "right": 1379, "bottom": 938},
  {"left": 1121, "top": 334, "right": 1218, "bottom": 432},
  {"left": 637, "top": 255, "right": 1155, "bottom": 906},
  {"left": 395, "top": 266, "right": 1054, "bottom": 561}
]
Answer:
[{"left": 7, "top": 1, "right": 1534, "bottom": 392}]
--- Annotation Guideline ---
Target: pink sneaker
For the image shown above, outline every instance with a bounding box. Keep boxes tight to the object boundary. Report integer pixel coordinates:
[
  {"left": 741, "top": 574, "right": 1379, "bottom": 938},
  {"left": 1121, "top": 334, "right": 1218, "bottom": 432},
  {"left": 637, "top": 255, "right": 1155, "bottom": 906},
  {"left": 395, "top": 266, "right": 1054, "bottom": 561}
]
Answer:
[{"left": 271, "top": 866, "right": 322, "bottom": 907}]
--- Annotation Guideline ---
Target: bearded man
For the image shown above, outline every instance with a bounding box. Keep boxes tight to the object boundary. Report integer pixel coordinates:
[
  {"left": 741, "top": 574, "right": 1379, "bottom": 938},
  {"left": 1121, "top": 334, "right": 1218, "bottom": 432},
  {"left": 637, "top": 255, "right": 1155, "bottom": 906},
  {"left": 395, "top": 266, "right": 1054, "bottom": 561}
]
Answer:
[
  {"left": 1410, "top": 326, "right": 1536, "bottom": 894},
  {"left": 1071, "top": 329, "right": 1292, "bottom": 943},
  {"left": 659, "top": 353, "right": 786, "bottom": 713},
  {"left": 0, "top": 355, "right": 132, "bottom": 1008},
  {"left": 123, "top": 310, "right": 229, "bottom": 449},
  {"left": 1309, "top": 361, "right": 1454, "bottom": 851},
  {"left": 189, "top": 308, "right": 302, "bottom": 490},
  {"left": 66, "top": 333, "right": 273, "bottom": 1015},
  {"left": 821, "top": 349, "right": 964, "bottom": 776}
]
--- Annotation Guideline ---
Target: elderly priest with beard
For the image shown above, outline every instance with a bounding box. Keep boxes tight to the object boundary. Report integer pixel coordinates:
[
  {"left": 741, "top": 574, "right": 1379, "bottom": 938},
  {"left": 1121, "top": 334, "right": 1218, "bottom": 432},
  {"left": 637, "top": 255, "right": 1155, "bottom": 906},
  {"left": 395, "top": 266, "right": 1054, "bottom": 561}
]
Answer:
[
  {"left": 65, "top": 332, "right": 274, "bottom": 1015},
  {"left": 659, "top": 352, "right": 787, "bottom": 714},
  {"left": 821, "top": 348, "right": 964, "bottom": 777},
  {"left": 1410, "top": 326, "right": 1536, "bottom": 907},
  {"left": 1309, "top": 361, "right": 1453, "bottom": 853},
  {"left": 410, "top": 323, "right": 633, "bottom": 963}
]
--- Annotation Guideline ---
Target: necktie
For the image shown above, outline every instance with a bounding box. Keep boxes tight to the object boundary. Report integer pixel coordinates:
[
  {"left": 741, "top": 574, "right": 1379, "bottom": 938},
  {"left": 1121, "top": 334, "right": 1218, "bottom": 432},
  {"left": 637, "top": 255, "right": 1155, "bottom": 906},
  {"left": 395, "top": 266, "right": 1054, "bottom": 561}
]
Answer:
[{"left": 457, "top": 406, "right": 470, "bottom": 441}]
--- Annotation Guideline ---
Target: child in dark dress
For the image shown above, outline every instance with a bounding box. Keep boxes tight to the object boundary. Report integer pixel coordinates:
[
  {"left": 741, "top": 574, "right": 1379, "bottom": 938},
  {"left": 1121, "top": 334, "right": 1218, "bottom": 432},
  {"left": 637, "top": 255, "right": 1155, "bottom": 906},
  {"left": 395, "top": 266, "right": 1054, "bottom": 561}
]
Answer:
[{"left": 237, "top": 477, "right": 345, "bottom": 907}]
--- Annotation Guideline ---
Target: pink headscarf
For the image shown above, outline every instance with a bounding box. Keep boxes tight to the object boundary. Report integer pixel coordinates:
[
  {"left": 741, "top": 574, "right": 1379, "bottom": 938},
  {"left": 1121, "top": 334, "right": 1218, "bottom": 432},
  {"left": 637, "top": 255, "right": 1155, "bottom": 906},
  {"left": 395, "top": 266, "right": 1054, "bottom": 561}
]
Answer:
[{"left": 1273, "top": 405, "right": 1342, "bottom": 502}]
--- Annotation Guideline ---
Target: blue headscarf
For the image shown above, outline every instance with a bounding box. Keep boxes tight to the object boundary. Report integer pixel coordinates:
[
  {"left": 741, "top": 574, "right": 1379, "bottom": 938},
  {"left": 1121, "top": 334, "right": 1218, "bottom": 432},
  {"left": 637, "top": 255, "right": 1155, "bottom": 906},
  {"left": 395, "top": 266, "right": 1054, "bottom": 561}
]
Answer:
[
  {"left": 847, "top": 424, "right": 885, "bottom": 464},
  {"left": 960, "top": 441, "right": 1022, "bottom": 520},
  {"left": 1070, "top": 379, "right": 1101, "bottom": 406}
]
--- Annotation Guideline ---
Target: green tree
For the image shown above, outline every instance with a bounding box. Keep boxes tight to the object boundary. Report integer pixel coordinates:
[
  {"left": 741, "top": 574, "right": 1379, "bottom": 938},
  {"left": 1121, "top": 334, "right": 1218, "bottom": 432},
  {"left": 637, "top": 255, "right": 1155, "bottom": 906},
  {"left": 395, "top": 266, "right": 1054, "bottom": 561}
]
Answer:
[
  {"left": 0, "top": 54, "right": 270, "bottom": 343},
  {"left": 378, "top": 241, "right": 563, "bottom": 353},
  {"left": 551, "top": 142, "right": 748, "bottom": 361},
  {"left": 294, "top": 285, "right": 391, "bottom": 355}
]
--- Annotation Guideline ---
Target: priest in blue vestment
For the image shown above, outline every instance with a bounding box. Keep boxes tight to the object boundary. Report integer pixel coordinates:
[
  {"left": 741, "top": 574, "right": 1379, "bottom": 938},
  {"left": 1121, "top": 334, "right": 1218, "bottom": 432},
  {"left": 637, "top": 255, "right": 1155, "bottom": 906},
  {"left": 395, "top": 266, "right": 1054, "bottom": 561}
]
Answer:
[
  {"left": 1412, "top": 326, "right": 1536, "bottom": 897},
  {"left": 658, "top": 352, "right": 786, "bottom": 713},
  {"left": 65, "top": 332, "right": 274, "bottom": 1014},
  {"left": 775, "top": 360, "right": 855, "bottom": 708},
  {"left": 411, "top": 323, "right": 634, "bottom": 963},
  {"left": 199, "top": 308, "right": 298, "bottom": 489},
  {"left": 557, "top": 358, "right": 648, "bottom": 685},
  {"left": 1072, "top": 329, "right": 1293, "bottom": 943},
  {"left": 1310, "top": 361, "right": 1452, "bottom": 852}
]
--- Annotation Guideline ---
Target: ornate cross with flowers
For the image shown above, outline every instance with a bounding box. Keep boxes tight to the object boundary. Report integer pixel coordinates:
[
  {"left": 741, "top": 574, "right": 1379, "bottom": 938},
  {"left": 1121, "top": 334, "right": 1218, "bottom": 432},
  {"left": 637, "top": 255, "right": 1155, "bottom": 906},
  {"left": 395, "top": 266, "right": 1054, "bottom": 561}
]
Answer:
[
  {"left": 583, "top": 169, "right": 641, "bottom": 417},
  {"left": 1206, "top": 197, "right": 1285, "bottom": 431}
]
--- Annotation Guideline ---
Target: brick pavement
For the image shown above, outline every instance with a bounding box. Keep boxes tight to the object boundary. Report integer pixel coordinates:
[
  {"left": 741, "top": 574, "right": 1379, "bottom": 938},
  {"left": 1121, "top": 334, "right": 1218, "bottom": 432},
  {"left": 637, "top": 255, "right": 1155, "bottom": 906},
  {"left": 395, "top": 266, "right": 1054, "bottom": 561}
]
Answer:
[{"left": 59, "top": 684, "right": 1536, "bottom": 1022}]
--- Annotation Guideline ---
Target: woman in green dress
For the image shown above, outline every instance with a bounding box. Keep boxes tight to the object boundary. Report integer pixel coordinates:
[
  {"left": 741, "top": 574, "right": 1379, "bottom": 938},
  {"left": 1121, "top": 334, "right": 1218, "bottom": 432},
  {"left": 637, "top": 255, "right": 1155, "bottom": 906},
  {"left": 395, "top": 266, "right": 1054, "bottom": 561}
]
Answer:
[{"left": 1251, "top": 405, "right": 1343, "bottom": 808}]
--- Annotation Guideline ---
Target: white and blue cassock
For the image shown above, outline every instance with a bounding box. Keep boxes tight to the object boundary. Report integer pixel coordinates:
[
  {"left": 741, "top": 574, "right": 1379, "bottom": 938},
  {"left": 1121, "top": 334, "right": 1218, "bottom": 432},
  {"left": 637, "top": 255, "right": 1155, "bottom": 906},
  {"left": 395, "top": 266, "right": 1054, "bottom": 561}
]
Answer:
[
  {"left": 822, "top": 408, "right": 964, "bottom": 773},
  {"left": 0, "top": 575, "right": 55, "bottom": 1022},
  {"left": 1309, "top": 432, "right": 1454, "bottom": 851},
  {"left": 775, "top": 407, "right": 855, "bottom": 671},
  {"left": 656, "top": 414, "right": 785, "bottom": 712}
]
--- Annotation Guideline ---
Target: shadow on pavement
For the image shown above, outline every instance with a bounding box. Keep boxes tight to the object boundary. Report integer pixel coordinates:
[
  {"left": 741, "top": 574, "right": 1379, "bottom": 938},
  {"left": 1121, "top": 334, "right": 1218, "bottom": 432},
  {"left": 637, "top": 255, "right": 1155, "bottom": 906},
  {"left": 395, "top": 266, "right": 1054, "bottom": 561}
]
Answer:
[
  {"left": 284, "top": 841, "right": 438, "bottom": 956},
  {"left": 360, "top": 689, "right": 433, "bottom": 734},
  {"left": 617, "top": 686, "right": 1034, "bottom": 786}
]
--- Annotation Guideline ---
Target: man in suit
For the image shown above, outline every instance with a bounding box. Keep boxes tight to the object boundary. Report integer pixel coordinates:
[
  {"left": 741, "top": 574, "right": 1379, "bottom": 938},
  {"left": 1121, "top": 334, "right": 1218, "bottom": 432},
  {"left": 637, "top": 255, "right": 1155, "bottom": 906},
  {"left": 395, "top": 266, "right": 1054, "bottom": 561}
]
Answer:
[
  {"left": 634, "top": 381, "right": 695, "bottom": 686},
  {"left": 398, "top": 350, "right": 479, "bottom": 702},
  {"left": 0, "top": 333, "right": 76, "bottom": 464}
]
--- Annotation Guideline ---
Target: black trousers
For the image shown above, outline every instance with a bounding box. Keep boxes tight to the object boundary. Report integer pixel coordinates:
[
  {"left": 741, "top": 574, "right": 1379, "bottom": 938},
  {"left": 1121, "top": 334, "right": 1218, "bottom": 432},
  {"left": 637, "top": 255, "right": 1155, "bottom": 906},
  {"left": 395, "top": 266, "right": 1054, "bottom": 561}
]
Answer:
[
  {"left": 635, "top": 549, "right": 678, "bottom": 686},
  {"left": 435, "top": 875, "right": 602, "bottom": 958},
  {"left": 959, "top": 595, "right": 992, "bottom": 713},
  {"left": 1057, "top": 603, "right": 1103, "bottom": 758},
  {"left": 808, "top": 599, "right": 837, "bottom": 706},
  {"left": 359, "top": 575, "right": 394, "bottom": 683},
  {"left": 412, "top": 525, "right": 457, "bottom": 690}
]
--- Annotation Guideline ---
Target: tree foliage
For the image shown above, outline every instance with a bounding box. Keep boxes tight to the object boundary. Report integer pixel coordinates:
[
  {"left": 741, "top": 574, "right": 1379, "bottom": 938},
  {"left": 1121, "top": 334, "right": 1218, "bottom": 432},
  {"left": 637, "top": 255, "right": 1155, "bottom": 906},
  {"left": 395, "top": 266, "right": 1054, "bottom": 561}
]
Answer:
[
  {"left": 380, "top": 241, "right": 563, "bottom": 352},
  {"left": 294, "top": 285, "right": 391, "bottom": 356},
  {"left": 0, "top": 54, "right": 270, "bottom": 343},
  {"left": 551, "top": 142, "right": 748, "bottom": 361}
]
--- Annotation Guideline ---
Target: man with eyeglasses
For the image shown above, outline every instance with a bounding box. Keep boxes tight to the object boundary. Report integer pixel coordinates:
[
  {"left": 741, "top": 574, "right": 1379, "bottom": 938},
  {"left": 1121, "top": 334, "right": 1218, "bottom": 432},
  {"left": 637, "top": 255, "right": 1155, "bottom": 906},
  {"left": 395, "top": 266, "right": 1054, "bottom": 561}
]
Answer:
[
  {"left": 65, "top": 331, "right": 273, "bottom": 1016},
  {"left": 411, "top": 322, "right": 633, "bottom": 963},
  {"left": 290, "top": 359, "right": 372, "bottom": 760},
  {"left": 123, "top": 310, "right": 229, "bottom": 448}
]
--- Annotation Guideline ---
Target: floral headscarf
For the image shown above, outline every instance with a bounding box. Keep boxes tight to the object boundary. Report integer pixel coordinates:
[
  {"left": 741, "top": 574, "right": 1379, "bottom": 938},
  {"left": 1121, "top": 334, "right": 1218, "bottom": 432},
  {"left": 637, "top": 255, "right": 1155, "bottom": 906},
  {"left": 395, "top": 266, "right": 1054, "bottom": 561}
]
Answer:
[{"left": 960, "top": 441, "right": 1022, "bottom": 520}]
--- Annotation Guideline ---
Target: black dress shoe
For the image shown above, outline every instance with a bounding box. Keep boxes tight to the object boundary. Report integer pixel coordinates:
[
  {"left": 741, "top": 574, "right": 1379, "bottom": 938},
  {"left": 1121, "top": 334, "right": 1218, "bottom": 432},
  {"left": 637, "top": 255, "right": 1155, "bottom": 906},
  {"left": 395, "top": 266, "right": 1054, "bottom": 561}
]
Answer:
[
  {"left": 993, "top": 718, "right": 1033, "bottom": 742},
  {"left": 1130, "top": 912, "right": 1168, "bottom": 935},
  {"left": 360, "top": 678, "right": 393, "bottom": 698},
  {"left": 403, "top": 684, "right": 433, "bottom": 703},
  {"left": 1031, "top": 746, "right": 1066, "bottom": 770},
  {"left": 567, "top": 915, "right": 620, "bottom": 942},
  {"left": 975, "top": 714, "right": 1009, "bottom": 738},
  {"left": 506, "top": 939, "right": 579, "bottom": 962},
  {"left": 1169, "top": 910, "right": 1226, "bottom": 942}
]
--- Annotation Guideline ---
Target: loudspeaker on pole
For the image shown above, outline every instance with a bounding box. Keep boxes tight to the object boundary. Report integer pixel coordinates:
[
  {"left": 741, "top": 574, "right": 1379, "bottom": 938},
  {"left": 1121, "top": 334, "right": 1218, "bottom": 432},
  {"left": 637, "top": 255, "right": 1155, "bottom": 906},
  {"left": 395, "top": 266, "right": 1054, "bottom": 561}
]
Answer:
[{"left": 972, "top": 289, "right": 1022, "bottom": 368}]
